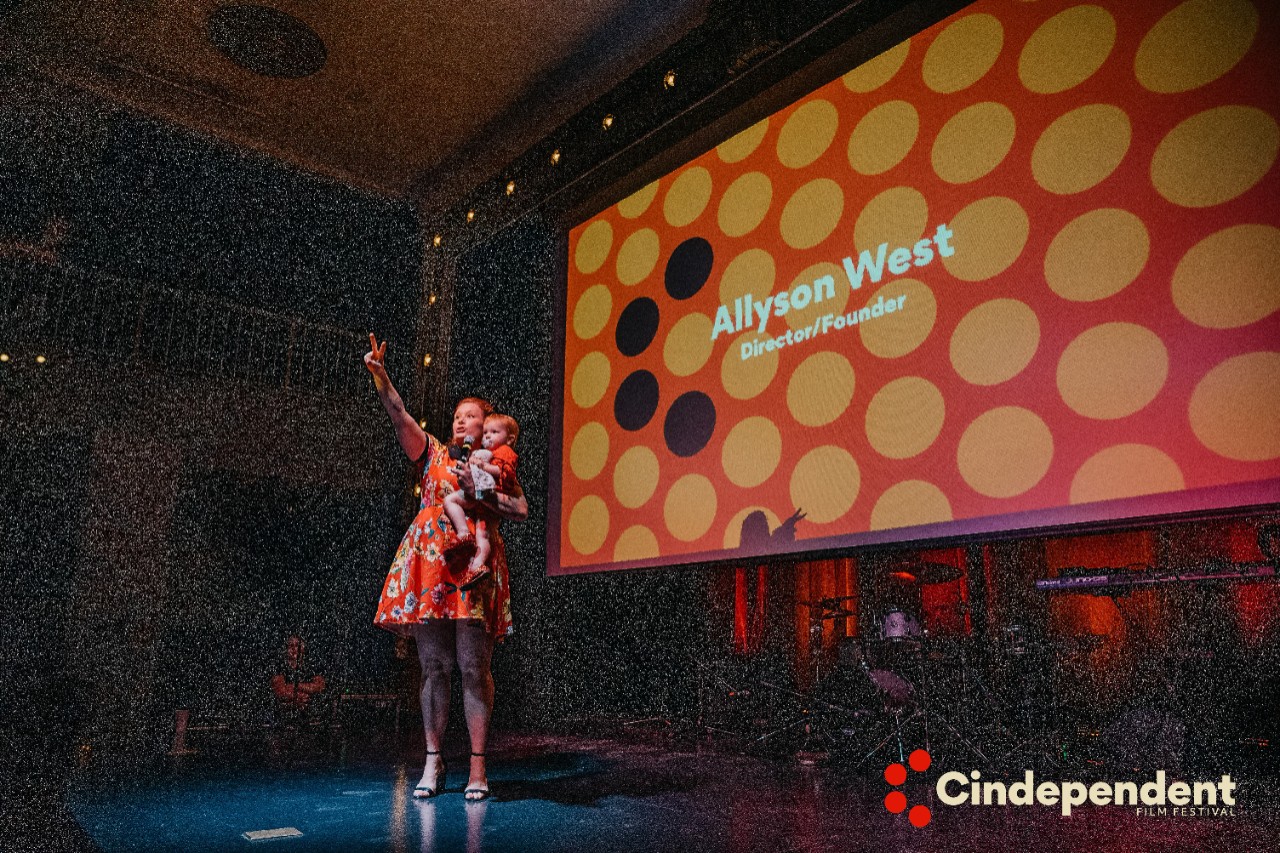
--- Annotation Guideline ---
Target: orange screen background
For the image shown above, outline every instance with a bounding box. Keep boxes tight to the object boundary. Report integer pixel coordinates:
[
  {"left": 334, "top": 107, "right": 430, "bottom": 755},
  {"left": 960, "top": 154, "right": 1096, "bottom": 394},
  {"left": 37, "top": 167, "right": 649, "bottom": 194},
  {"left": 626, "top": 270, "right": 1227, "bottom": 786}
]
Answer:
[{"left": 555, "top": 0, "right": 1280, "bottom": 574}]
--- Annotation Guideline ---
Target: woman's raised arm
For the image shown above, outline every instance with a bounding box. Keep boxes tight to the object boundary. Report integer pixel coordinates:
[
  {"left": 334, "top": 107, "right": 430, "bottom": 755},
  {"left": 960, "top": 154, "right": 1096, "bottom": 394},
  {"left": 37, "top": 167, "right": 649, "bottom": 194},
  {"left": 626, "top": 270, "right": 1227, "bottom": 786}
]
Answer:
[{"left": 364, "top": 333, "right": 427, "bottom": 461}]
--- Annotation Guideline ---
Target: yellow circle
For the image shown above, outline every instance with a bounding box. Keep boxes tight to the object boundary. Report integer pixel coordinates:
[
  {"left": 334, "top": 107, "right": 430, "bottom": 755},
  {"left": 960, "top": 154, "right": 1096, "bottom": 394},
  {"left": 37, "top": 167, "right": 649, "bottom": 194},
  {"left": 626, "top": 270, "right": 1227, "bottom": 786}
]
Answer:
[
  {"left": 858, "top": 278, "right": 937, "bottom": 359},
  {"left": 612, "top": 525, "right": 660, "bottom": 562},
  {"left": 1151, "top": 106, "right": 1278, "bottom": 208},
  {"left": 719, "top": 118, "right": 770, "bottom": 164},
  {"left": 782, "top": 261, "right": 850, "bottom": 332},
  {"left": 1173, "top": 225, "right": 1280, "bottom": 329},
  {"left": 941, "top": 196, "right": 1029, "bottom": 282},
  {"left": 843, "top": 39, "right": 911, "bottom": 92},
  {"left": 664, "top": 474, "right": 718, "bottom": 542},
  {"left": 719, "top": 248, "right": 777, "bottom": 308},
  {"left": 922, "top": 13, "right": 1004, "bottom": 94},
  {"left": 1136, "top": 0, "right": 1259, "bottom": 94},
  {"left": 1045, "top": 208, "right": 1149, "bottom": 302},
  {"left": 613, "top": 445, "right": 660, "bottom": 509},
  {"left": 664, "top": 167, "right": 714, "bottom": 227},
  {"left": 572, "top": 284, "right": 613, "bottom": 340},
  {"left": 1056, "top": 323, "right": 1169, "bottom": 420},
  {"left": 848, "top": 100, "right": 919, "bottom": 176},
  {"left": 574, "top": 220, "right": 612, "bottom": 275},
  {"left": 1070, "top": 444, "right": 1185, "bottom": 505},
  {"left": 777, "top": 99, "right": 840, "bottom": 169},
  {"left": 865, "top": 376, "right": 945, "bottom": 459},
  {"left": 721, "top": 331, "right": 780, "bottom": 400},
  {"left": 569, "top": 421, "right": 609, "bottom": 481},
  {"left": 615, "top": 228, "right": 661, "bottom": 286},
  {"left": 1032, "top": 104, "right": 1131, "bottom": 195},
  {"left": 870, "top": 481, "right": 953, "bottom": 531},
  {"left": 957, "top": 407, "right": 1054, "bottom": 498},
  {"left": 718, "top": 172, "right": 773, "bottom": 238},
  {"left": 723, "top": 506, "right": 782, "bottom": 549},
  {"left": 789, "top": 446, "right": 860, "bottom": 525},
  {"left": 568, "top": 495, "right": 610, "bottom": 556},
  {"left": 617, "top": 181, "right": 659, "bottom": 219},
  {"left": 780, "top": 178, "right": 844, "bottom": 250},
  {"left": 931, "top": 102, "right": 1016, "bottom": 184},
  {"left": 853, "top": 186, "right": 929, "bottom": 255},
  {"left": 570, "top": 351, "right": 611, "bottom": 409},
  {"left": 1018, "top": 5, "right": 1116, "bottom": 94},
  {"left": 663, "top": 312, "right": 715, "bottom": 377},
  {"left": 1190, "top": 352, "right": 1280, "bottom": 461},
  {"left": 721, "top": 416, "right": 783, "bottom": 488},
  {"left": 787, "top": 352, "right": 855, "bottom": 427},
  {"left": 950, "top": 299, "right": 1040, "bottom": 386}
]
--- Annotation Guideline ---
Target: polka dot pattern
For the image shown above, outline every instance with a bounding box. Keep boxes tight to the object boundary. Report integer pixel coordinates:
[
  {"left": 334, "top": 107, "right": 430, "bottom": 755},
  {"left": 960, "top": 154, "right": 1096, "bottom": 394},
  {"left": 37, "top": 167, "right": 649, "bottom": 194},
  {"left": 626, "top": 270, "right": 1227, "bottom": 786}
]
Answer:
[
  {"left": 718, "top": 172, "right": 773, "bottom": 238},
  {"left": 923, "top": 13, "right": 1003, "bottom": 94},
  {"left": 848, "top": 101, "right": 919, "bottom": 176},
  {"left": 1032, "top": 104, "right": 1131, "bottom": 195},
  {"left": 1057, "top": 323, "right": 1169, "bottom": 420},
  {"left": 1150, "top": 106, "right": 1277, "bottom": 208},
  {"left": 1018, "top": 5, "right": 1116, "bottom": 94},
  {"left": 1172, "top": 225, "right": 1280, "bottom": 328},
  {"left": 614, "top": 445, "right": 661, "bottom": 509},
  {"left": 843, "top": 40, "right": 911, "bottom": 93},
  {"left": 561, "top": 0, "right": 1280, "bottom": 569},
  {"left": 1136, "top": 0, "right": 1258, "bottom": 94},
  {"left": 780, "top": 178, "right": 844, "bottom": 250},
  {"left": 776, "top": 100, "right": 840, "bottom": 169},
  {"left": 664, "top": 167, "right": 713, "bottom": 227},
  {"left": 1044, "top": 208, "right": 1149, "bottom": 302},
  {"left": 932, "top": 102, "right": 1016, "bottom": 184}
]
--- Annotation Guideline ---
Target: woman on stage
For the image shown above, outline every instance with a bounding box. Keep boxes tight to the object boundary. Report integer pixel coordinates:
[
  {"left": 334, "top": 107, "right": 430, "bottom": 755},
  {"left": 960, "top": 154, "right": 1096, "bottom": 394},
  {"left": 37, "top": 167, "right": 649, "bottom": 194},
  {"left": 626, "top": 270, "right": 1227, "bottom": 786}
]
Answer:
[{"left": 363, "top": 334, "right": 527, "bottom": 802}]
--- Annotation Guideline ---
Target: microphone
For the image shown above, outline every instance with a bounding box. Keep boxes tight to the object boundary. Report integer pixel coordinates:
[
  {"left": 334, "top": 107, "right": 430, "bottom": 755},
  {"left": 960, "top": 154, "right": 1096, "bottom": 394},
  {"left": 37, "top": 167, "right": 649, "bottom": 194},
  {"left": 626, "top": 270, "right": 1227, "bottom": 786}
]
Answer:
[{"left": 449, "top": 433, "right": 476, "bottom": 462}]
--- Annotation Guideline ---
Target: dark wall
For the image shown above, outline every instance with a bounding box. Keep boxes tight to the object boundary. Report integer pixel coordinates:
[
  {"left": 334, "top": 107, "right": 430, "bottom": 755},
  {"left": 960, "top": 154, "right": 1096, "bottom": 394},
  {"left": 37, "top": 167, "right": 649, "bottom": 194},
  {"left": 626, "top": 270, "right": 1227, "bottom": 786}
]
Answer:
[
  {"left": 1, "top": 75, "right": 424, "bottom": 760},
  {"left": 1, "top": 76, "right": 421, "bottom": 342}
]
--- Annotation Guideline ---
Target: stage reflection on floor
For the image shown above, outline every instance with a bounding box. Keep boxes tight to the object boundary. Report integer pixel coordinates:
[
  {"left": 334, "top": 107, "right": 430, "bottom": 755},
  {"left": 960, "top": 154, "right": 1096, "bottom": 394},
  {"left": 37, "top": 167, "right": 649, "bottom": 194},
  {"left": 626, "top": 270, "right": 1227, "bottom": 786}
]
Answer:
[{"left": 68, "top": 734, "right": 1280, "bottom": 853}]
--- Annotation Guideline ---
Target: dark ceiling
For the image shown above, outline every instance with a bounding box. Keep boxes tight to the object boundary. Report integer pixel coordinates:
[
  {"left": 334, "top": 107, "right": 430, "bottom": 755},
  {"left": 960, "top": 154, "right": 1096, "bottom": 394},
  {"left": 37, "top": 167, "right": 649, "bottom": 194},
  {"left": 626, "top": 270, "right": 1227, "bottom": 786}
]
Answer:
[{"left": 0, "top": 0, "right": 711, "bottom": 203}]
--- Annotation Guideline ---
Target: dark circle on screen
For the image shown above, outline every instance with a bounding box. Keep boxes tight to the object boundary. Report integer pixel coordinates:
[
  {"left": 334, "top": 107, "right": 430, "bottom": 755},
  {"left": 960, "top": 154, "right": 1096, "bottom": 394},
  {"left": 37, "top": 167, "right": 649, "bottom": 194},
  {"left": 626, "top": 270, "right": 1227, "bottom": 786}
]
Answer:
[
  {"left": 614, "top": 370, "right": 660, "bottom": 431},
  {"left": 615, "top": 297, "right": 661, "bottom": 357},
  {"left": 664, "top": 390, "right": 716, "bottom": 457},
  {"left": 665, "top": 237, "right": 714, "bottom": 301}
]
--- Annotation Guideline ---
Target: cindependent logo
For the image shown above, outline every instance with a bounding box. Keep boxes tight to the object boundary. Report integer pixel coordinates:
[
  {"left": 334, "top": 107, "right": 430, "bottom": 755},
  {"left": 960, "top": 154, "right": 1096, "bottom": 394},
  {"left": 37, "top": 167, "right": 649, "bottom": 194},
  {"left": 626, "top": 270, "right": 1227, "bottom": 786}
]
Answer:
[
  {"left": 883, "top": 749, "right": 934, "bottom": 827},
  {"left": 883, "top": 750, "right": 1239, "bottom": 828}
]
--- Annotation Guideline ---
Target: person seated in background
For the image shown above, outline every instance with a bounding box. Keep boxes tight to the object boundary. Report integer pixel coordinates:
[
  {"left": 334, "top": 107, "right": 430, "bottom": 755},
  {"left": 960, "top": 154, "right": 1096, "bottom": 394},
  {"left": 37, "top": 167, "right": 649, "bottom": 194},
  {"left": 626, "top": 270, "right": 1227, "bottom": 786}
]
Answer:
[{"left": 270, "top": 634, "right": 327, "bottom": 729}]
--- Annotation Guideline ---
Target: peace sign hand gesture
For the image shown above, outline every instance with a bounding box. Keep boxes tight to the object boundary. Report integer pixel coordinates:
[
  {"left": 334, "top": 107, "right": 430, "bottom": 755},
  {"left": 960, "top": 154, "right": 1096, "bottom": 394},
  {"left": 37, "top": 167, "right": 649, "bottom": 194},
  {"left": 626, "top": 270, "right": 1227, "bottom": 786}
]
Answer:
[{"left": 364, "top": 333, "right": 389, "bottom": 384}]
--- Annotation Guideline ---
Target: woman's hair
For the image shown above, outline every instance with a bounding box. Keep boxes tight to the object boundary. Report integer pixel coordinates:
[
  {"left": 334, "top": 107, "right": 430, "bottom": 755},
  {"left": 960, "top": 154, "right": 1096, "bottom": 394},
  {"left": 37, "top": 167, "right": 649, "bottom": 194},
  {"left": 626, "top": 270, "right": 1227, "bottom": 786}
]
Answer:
[
  {"left": 485, "top": 413, "right": 520, "bottom": 446},
  {"left": 455, "top": 396, "right": 494, "bottom": 418}
]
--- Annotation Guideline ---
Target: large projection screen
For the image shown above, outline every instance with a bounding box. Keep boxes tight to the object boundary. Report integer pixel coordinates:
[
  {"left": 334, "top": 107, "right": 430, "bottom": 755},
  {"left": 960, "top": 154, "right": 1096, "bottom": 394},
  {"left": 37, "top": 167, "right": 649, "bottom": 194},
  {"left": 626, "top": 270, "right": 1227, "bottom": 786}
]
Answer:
[{"left": 551, "top": 0, "right": 1280, "bottom": 575}]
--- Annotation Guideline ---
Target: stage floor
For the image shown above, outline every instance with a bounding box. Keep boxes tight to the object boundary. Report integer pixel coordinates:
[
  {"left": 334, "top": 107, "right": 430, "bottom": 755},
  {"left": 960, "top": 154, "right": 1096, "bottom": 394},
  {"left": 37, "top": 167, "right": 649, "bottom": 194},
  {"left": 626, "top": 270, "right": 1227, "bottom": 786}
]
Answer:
[{"left": 61, "top": 733, "right": 1280, "bottom": 852}]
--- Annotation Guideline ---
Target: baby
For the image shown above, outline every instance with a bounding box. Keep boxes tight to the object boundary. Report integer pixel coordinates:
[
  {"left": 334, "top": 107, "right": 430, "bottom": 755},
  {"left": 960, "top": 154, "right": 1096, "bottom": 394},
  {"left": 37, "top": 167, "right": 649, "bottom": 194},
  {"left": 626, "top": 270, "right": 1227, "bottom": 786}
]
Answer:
[{"left": 443, "top": 413, "right": 519, "bottom": 589}]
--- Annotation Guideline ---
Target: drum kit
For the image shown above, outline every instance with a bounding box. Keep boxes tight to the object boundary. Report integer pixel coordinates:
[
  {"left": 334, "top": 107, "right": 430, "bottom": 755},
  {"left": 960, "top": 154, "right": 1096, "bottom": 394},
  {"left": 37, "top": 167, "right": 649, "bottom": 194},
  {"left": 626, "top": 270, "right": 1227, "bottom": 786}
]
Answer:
[{"left": 784, "top": 560, "right": 1072, "bottom": 770}]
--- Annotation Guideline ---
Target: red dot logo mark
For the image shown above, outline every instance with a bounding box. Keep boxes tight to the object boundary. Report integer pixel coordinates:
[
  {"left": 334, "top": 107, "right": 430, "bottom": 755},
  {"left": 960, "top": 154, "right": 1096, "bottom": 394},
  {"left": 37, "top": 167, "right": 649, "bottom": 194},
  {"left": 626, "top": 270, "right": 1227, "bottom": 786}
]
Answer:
[{"left": 883, "top": 749, "right": 932, "bottom": 828}]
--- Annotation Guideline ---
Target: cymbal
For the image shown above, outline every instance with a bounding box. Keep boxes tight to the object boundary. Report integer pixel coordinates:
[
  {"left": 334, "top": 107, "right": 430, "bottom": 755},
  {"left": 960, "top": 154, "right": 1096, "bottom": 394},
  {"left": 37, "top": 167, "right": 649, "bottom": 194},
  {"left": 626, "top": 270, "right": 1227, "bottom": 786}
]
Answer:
[
  {"left": 915, "top": 561, "right": 965, "bottom": 585},
  {"left": 797, "top": 595, "right": 858, "bottom": 607}
]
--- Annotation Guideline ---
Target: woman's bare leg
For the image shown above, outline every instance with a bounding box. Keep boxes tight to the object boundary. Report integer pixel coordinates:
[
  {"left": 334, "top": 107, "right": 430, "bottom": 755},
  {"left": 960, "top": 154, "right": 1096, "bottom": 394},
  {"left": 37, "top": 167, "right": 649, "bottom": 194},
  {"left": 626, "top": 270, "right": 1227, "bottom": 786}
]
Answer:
[
  {"left": 412, "top": 621, "right": 456, "bottom": 791},
  {"left": 454, "top": 620, "right": 495, "bottom": 797}
]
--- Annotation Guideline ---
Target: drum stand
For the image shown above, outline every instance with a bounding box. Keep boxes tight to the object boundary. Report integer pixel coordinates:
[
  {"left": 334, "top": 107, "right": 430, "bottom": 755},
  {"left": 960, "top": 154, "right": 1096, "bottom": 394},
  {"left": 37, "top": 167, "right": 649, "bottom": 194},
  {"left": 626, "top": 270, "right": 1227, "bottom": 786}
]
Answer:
[
  {"left": 854, "top": 643, "right": 993, "bottom": 770},
  {"left": 912, "top": 650, "right": 993, "bottom": 768}
]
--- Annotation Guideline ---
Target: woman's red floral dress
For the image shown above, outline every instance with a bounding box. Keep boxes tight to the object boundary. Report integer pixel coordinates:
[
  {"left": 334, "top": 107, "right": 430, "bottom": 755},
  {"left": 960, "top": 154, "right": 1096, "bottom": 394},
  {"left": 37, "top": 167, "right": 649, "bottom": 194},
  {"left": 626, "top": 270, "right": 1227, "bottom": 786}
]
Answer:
[{"left": 374, "top": 434, "right": 513, "bottom": 640}]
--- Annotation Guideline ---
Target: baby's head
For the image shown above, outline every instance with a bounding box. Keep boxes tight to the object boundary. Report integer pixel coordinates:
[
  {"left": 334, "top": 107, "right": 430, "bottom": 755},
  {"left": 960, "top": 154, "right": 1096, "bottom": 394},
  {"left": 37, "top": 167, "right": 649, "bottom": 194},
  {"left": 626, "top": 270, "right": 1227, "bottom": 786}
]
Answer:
[{"left": 482, "top": 413, "right": 519, "bottom": 450}]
